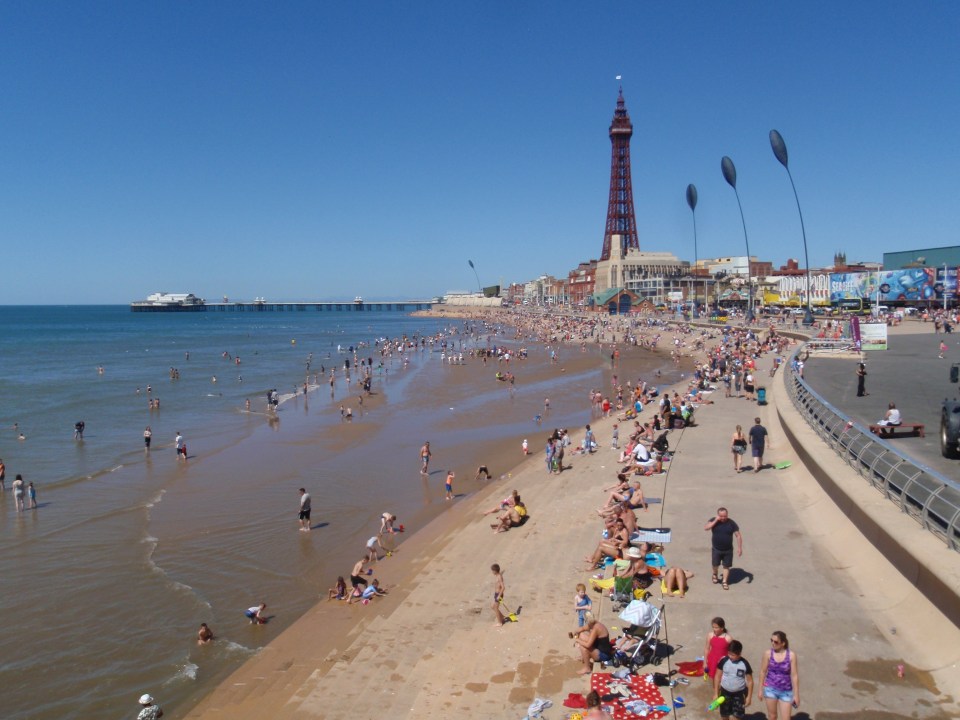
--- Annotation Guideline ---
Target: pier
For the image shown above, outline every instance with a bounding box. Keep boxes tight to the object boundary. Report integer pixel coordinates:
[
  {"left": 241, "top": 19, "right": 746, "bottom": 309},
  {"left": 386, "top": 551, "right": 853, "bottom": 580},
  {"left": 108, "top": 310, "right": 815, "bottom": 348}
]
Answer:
[{"left": 131, "top": 300, "right": 437, "bottom": 313}]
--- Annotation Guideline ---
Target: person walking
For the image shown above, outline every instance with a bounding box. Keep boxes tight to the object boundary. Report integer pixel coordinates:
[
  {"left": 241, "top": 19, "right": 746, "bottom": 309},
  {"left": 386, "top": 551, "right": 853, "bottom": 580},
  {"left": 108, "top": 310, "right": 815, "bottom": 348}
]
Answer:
[
  {"left": 714, "top": 639, "right": 754, "bottom": 719},
  {"left": 175, "top": 432, "right": 185, "bottom": 459},
  {"left": 419, "top": 441, "right": 432, "bottom": 475},
  {"left": 12, "top": 474, "right": 26, "bottom": 512},
  {"left": 0, "top": 457, "right": 5, "bottom": 492},
  {"left": 703, "top": 616, "right": 734, "bottom": 681},
  {"left": 758, "top": 630, "right": 800, "bottom": 719},
  {"left": 144, "top": 426, "right": 152, "bottom": 453},
  {"left": 731, "top": 425, "right": 747, "bottom": 473},
  {"left": 748, "top": 417, "right": 770, "bottom": 473},
  {"left": 855, "top": 363, "right": 868, "bottom": 397},
  {"left": 705, "top": 507, "right": 743, "bottom": 590},
  {"left": 298, "top": 488, "right": 312, "bottom": 531}
]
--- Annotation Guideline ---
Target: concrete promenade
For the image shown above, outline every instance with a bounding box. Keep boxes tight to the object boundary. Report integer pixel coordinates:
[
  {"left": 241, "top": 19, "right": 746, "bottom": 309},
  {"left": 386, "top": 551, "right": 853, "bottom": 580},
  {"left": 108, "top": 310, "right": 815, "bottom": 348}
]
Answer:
[{"left": 182, "top": 336, "right": 960, "bottom": 720}]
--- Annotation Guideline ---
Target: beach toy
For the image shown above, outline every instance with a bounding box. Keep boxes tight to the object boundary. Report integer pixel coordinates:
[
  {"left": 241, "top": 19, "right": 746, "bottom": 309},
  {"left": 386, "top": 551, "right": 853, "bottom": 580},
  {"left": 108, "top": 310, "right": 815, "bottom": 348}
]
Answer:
[
  {"left": 398, "top": 524, "right": 405, "bottom": 532},
  {"left": 707, "top": 696, "right": 725, "bottom": 711},
  {"left": 366, "top": 569, "right": 373, "bottom": 575},
  {"left": 775, "top": 461, "right": 792, "bottom": 470},
  {"left": 674, "top": 696, "right": 685, "bottom": 707}
]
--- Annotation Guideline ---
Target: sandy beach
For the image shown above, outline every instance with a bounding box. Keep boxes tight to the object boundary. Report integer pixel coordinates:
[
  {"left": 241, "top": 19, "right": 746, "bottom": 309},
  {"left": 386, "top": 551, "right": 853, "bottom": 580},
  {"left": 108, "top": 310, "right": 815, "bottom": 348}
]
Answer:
[{"left": 178, "top": 313, "right": 960, "bottom": 720}]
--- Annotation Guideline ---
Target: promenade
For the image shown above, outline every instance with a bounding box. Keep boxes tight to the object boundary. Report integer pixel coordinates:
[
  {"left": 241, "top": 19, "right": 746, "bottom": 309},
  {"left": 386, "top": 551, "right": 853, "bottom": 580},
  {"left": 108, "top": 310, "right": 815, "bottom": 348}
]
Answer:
[{"left": 182, "top": 329, "right": 960, "bottom": 720}]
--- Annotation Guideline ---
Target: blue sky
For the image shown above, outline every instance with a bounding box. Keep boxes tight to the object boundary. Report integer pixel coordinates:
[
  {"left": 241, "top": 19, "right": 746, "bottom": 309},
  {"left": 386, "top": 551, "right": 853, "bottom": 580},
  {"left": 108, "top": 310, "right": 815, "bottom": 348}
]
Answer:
[{"left": 1, "top": 1, "right": 958, "bottom": 303}]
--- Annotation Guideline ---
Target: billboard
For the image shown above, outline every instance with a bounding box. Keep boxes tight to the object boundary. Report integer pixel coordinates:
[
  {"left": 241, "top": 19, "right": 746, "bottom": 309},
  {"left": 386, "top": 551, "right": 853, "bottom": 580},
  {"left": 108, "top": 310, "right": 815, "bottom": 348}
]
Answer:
[{"left": 829, "top": 268, "right": 958, "bottom": 303}]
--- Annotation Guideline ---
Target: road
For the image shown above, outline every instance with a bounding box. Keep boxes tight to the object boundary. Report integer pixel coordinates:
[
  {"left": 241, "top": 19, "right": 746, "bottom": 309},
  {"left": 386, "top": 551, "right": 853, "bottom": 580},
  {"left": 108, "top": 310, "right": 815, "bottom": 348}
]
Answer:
[{"left": 801, "top": 319, "right": 960, "bottom": 477}]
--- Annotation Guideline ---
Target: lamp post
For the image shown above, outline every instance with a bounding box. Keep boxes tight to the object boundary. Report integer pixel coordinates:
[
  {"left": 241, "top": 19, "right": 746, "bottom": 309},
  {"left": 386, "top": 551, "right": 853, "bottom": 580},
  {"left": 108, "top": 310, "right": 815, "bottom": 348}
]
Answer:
[
  {"left": 686, "top": 184, "right": 703, "bottom": 317},
  {"left": 769, "top": 130, "right": 814, "bottom": 325},
  {"left": 467, "top": 260, "right": 482, "bottom": 294},
  {"left": 720, "top": 156, "right": 754, "bottom": 323}
]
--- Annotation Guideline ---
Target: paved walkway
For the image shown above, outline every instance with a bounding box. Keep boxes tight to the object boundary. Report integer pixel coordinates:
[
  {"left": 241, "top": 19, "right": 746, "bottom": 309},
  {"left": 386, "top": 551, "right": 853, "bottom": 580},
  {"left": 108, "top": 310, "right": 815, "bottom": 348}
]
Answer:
[{"left": 182, "top": 340, "right": 960, "bottom": 719}]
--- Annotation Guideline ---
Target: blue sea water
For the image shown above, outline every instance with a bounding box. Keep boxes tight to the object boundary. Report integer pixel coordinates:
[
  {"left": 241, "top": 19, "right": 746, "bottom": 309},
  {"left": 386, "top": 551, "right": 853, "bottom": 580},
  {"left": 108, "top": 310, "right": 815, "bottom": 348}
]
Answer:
[
  {"left": 0, "top": 306, "right": 445, "bottom": 487},
  {"left": 0, "top": 305, "right": 478, "bottom": 720}
]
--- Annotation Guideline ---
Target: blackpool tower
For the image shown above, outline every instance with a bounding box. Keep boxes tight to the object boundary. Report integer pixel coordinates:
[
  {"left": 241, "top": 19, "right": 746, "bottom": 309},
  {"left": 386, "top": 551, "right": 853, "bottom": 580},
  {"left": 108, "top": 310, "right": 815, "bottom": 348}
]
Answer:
[{"left": 599, "top": 89, "right": 639, "bottom": 261}]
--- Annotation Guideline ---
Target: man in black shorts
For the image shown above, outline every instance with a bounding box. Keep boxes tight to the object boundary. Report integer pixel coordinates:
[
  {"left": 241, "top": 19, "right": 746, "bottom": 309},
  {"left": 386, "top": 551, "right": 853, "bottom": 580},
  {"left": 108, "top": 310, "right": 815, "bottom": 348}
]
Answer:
[
  {"left": 704, "top": 507, "right": 742, "bottom": 590},
  {"left": 298, "top": 488, "right": 312, "bottom": 532}
]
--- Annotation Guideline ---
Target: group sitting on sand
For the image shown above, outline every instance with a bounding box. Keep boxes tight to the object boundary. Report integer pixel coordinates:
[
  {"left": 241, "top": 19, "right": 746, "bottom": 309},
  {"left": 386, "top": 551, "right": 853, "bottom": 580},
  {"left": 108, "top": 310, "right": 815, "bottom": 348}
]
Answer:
[{"left": 484, "top": 489, "right": 529, "bottom": 533}]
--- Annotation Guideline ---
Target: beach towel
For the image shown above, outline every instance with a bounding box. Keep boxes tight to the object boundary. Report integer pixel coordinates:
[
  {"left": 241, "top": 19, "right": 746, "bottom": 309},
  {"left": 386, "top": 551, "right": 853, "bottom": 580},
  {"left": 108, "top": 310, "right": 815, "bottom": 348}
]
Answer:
[
  {"left": 589, "top": 672, "right": 669, "bottom": 720},
  {"left": 676, "top": 659, "right": 704, "bottom": 676}
]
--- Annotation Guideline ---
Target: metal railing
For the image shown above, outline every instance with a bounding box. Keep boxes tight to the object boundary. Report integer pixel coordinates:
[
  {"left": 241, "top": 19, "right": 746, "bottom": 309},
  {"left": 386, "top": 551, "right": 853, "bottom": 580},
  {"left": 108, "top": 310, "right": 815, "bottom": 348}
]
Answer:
[{"left": 785, "top": 347, "right": 960, "bottom": 551}]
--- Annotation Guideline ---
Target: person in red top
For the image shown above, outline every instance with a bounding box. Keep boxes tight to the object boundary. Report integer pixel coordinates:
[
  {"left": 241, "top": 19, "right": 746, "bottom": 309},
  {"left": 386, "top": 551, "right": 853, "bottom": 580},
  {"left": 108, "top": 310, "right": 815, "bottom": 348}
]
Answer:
[{"left": 703, "top": 616, "right": 733, "bottom": 680}]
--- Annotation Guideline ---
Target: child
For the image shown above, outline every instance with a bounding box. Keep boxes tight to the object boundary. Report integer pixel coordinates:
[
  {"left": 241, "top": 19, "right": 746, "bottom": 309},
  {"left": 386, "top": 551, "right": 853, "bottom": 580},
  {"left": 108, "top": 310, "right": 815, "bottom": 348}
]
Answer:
[
  {"left": 713, "top": 640, "right": 753, "bottom": 719},
  {"left": 574, "top": 583, "right": 593, "bottom": 627},
  {"left": 365, "top": 535, "right": 383, "bottom": 563},
  {"left": 491, "top": 564, "right": 506, "bottom": 627},
  {"left": 940, "top": 340, "right": 948, "bottom": 359},
  {"left": 245, "top": 602, "right": 267, "bottom": 624},
  {"left": 522, "top": 438, "right": 529, "bottom": 455},
  {"left": 328, "top": 576, "right": 347, "bottom": 600},
  {"left": 349, "top": 578, "right": 387, "bottom": 604},
  {"left": 444, "top": 470, "right": 454, "bottom": 500},
  {"left": 611, "top": 424, "right": 619, "bottom": 450},
  {"left": 28, "top": 481, "right": 37, "bottom": 509}
]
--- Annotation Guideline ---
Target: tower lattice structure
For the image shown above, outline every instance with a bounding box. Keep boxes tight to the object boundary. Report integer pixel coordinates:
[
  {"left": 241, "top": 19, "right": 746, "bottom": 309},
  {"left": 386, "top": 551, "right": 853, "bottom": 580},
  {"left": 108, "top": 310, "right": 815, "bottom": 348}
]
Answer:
[{"left": 600, "top": 89, "right": 639, "bottom": 261}]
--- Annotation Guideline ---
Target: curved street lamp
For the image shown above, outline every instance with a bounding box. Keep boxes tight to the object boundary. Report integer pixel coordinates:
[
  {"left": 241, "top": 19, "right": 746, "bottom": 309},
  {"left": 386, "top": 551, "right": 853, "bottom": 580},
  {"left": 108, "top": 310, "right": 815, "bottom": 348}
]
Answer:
[
  {"left": 686, "top": 184, "right": 704, "bottom": 317},
  {"left": 720, "top": 156, "right": 754, "bottom": 323},
  {"left": 468, "top": 259, "right": 482, "bottom": 294},
  {"left": 770, "top": 130, "right": 814, "bottom": 325}
]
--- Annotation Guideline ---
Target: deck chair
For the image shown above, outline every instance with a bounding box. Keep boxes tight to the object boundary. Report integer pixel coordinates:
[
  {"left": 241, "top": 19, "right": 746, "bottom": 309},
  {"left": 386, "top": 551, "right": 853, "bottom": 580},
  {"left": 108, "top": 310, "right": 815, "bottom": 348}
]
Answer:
[{"left": 610, "top": 575, "right": 634, "bottom": 611}]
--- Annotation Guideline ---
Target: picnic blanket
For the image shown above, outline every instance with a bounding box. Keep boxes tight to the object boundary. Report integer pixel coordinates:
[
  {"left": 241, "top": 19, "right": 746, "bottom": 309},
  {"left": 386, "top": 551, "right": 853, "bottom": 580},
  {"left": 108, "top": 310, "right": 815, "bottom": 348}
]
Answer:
[{"left": 588, "top": 672, "right": 670, "bottom": 720}]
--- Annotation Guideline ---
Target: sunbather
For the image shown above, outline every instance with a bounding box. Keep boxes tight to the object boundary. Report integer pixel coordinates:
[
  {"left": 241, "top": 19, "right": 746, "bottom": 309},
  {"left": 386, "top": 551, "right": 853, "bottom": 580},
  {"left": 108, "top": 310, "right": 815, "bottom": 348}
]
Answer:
[
  {"left": 583, "top": 518, "right": 629, "bottom": 568},
  {"left": 491, "top": 499, "right": 527, "bottom": 533},
  {"left": 483, "top": 490, "right": 519, "bottom": 516},
  {"left": 570, "top": 613, "right": 614, "bottom": 675},
  {"left": 661, "top": 566, "right": 694, "bottom": 598}
]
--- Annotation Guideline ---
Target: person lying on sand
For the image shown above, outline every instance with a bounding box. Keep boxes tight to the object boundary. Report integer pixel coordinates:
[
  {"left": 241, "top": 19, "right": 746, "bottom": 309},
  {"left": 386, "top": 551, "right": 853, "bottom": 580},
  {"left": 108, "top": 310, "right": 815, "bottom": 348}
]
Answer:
[
  {"left": 660, "top": 567, "right": 695, "bottom": 598},
  {"left": 483, "top": 490, "right": 519, "bottom": 516}
]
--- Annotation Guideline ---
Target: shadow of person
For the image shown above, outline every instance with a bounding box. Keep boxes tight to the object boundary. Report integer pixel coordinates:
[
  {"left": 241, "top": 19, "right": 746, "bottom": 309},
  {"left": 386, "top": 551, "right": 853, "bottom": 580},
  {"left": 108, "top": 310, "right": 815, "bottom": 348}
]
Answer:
[{"left": 727, "top": 567, "right": 754, "bottom": 585}]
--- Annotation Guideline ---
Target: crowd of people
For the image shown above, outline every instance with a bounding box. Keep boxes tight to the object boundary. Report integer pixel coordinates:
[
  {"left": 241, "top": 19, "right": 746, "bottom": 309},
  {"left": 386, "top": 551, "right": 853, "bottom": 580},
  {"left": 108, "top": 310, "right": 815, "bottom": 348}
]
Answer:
[{"left": 549, "top": 317, "right": 803, "bottom": 720}]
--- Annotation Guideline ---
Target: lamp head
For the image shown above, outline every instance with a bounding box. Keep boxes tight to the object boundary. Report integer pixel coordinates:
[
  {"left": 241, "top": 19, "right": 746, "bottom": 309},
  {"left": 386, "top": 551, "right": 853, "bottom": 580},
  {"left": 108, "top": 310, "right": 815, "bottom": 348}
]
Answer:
[
  {"left": 770, "top": 129, "right": 789, "bottom": 168},
  {"left": 721, "top": 156, "right": 737, "bottom": 189}
]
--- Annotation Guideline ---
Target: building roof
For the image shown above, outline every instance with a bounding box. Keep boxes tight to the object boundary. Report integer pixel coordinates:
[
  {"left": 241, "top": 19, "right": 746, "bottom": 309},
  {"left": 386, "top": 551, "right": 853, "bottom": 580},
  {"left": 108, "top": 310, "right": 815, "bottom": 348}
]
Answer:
[{"left": 592, "top": 287, "right": 639, "bottom": 306}]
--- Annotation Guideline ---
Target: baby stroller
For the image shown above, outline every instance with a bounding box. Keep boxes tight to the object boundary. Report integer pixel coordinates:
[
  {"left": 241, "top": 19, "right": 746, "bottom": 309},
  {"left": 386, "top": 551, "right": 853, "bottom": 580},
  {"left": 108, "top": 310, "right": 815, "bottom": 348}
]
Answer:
[{"left": 608, "top": 602, "right": 663, "bottom": 672}]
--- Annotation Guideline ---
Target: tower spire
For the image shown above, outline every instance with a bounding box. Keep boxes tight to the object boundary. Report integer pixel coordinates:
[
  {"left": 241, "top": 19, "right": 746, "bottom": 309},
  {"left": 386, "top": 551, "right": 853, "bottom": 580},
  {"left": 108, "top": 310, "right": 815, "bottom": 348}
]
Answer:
[{"left": 599, "top": 89, "right": 639, "bottom": 261}]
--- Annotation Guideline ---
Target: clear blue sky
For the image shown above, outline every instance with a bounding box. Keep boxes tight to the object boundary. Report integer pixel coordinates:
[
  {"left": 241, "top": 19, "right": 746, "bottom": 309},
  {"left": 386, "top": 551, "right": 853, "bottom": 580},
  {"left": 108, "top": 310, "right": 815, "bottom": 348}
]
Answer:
[{"left": 2, "top": 1, "right": 957, "bottom": 303}]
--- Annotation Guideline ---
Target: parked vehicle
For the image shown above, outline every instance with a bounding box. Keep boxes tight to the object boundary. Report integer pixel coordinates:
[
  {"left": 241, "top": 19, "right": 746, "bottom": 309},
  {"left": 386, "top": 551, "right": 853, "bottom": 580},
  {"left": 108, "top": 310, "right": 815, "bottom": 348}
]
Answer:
[{"left": 942, "top": 363, "right": 960, "bottom": 459}]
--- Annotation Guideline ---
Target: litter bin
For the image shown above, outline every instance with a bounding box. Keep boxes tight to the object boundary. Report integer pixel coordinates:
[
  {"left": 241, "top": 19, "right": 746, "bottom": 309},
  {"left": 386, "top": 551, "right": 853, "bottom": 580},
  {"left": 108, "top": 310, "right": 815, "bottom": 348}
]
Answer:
[{"left": 757, "top": 387, "right": 767, "bottom": 405}]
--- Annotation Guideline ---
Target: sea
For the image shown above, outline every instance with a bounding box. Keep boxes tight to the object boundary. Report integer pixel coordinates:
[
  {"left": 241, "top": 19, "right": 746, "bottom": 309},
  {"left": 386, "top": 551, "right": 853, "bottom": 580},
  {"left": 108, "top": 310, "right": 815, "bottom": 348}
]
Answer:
[{"left": 0, "top": 305, "right": 648, "bottom": 720}]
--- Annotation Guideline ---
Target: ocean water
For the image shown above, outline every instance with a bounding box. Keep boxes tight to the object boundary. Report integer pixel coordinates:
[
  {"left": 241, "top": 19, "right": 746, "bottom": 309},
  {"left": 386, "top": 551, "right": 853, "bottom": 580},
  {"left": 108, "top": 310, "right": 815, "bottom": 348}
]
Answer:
[
  {"left": 0, "top": 306, "right": 640, "bottom": 720},
  {"left": 0, "top": 306, "right": 469, "bottom": 718}
]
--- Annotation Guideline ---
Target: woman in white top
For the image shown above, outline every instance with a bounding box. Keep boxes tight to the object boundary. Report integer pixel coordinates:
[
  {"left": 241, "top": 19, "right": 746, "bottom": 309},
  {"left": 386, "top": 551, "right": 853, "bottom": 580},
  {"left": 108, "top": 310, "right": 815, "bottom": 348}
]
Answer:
[{"left": 879, "top": 402, "right": 902, "bottom": 427}]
